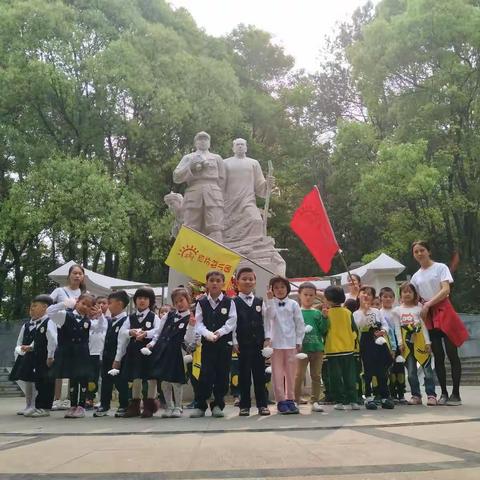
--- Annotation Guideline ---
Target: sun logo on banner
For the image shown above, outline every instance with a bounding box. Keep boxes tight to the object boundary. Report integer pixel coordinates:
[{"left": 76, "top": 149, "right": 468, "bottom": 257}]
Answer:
[{"left": 178, "top": 245, "right": 199, "bottom": 259}]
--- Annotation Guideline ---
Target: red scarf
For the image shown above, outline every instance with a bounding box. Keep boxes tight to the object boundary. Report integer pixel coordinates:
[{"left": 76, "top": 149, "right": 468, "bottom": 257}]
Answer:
[{"left": 426, "top": 298, "right": 469, "bottom": 347}]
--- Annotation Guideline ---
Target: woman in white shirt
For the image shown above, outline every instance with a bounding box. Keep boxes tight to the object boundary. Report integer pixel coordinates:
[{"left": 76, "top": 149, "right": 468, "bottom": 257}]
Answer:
[
  {"left": 50, "top": 264, "right": 87, "bottom": 410},
  {"left": 410, "top": 241, "right": 468, "bottom": 406}
]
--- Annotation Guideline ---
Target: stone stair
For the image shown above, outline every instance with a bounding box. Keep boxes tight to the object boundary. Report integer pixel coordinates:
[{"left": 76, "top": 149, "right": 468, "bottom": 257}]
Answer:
[
  {"left": 446, "top": 357, "right": 480, "bottom": 386},
  {"left": 0, "top": 367, "right": 24, "bottom": 397}
]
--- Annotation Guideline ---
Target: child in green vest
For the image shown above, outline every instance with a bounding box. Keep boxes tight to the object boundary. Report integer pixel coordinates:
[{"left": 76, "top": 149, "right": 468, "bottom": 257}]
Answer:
[{"left": 294, "top": 282, "right": 328, "bottom": 412}]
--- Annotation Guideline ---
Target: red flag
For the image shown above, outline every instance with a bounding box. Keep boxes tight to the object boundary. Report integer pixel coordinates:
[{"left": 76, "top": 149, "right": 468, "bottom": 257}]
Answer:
[{"left": 290, "top": 186, "right": 339, "bottom": 273}]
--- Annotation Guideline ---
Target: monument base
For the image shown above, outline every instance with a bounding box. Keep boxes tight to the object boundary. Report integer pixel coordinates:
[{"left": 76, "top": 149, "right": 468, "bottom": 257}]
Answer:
[{"left": 167, "top": 268, "right": 192, "bottom": 298}]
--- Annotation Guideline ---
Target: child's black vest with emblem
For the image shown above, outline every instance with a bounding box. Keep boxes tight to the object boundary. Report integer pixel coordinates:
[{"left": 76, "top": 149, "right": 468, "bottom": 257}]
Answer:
[
  {"left": 63, "top": 309, "right": 90, "bottom": 345},
  {"left": 234, "top": 296, "right": 264, "bottom": 348},
  {"left": 21, "top": 320, "right": 36, "bottom": 346},
  {"left": 128, "top": 311, "right": 155, "bottom": 348},
  {"left": 198, "top": 296, "right": 232, "bottom": 345},
  {"left": 158, "top": 311, "right": 189, "bottom": 347},
  {"left": 103, "top": 315, "right": 128, "bottom": 361}
]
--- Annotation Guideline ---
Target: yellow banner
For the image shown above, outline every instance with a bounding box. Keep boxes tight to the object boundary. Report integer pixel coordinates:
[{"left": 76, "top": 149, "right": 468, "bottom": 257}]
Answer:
[{"left": 165, "top": 226, "right": 241, "bottom": 286}]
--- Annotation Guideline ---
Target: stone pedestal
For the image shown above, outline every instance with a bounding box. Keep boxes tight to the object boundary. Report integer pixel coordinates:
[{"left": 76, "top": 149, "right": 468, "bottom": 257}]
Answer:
[{"left": 167, "top": 268, "right": 191, "bottom": 297}]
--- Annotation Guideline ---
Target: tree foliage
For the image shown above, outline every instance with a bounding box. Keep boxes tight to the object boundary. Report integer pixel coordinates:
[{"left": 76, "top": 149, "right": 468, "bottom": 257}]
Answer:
[{"left": 0, "top": 0, "right": 479, "bottom": 316}]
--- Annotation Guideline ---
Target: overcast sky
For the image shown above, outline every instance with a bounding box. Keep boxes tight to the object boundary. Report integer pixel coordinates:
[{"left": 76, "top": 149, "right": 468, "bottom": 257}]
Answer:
[{"left": 169, "top": 0, "right": 375, "bottom": 72}]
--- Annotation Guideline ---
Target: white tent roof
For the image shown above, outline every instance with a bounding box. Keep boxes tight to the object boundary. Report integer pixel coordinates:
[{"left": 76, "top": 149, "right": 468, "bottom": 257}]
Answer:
[
  {"left": 337, "top": 253, "right": 405, "bottom": 286},
  {"left": 48, "top": 260, "right": 148, "bottom": 297}
]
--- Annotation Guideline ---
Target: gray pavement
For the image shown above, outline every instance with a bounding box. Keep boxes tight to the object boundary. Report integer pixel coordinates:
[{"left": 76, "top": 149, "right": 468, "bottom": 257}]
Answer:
[{"left": 0, "top": 387, "right": 479, "bottom": 479}]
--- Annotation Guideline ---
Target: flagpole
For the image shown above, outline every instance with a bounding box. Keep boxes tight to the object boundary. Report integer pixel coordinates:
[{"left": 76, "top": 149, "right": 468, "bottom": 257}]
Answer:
[{"left": 336, "top": 249, "right": 354, "bottom": 285}]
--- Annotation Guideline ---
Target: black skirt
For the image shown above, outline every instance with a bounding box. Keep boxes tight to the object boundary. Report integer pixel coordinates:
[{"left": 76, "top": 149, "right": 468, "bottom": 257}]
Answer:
[
  {"left": 54, "top": 343, "right": 92, "bottom": 381},
  {"left": 9, "top": 352, "right": 35, "bottom": 382},
  {"left": 150, "top": 341, "right": 186, "bottom": 384},
  {"left": 123, "top": 340, "right": 153, "bottom": 381}
]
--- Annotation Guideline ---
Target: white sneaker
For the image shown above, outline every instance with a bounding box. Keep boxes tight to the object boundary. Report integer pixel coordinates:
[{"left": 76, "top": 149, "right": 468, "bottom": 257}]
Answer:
[
  {"left": 30, "top": 408, "right": 50, "bottom": 418},
  {"left": 334, "top": 403, "right": 346, "bottom": 411},
  {"left": 190, "top": 408, "right": 205, "bottom": 418},
  {"left": 51, "top": 400, "right": 62, "bottom": 411},
  {"left": 171, "top": 407, "right": 182, "bottom": 418},
  {"left": 350, "top": 403, "right": 361, "bottom": 410},
  {"left": 311, "top": 402, "right": 324, "bottom": 412},
  {"left": 61, "top": 399, "right": 71, "bottom": 410},
  {"left": 72, "top": 406, "right": 85, "bottom": 418},
  {"left": 211, "top": 406, "right": 225, "bottom": 418},
  {"left": 17, "top": 407, "right": 31, "bottom": 415},
  {"left": 23, "top": 407, "right": 37, "bottom": 417},
  {"left": 64, "top": 406, "right": 77, "bottom": 418},
  {"left": 161, "top": 408, "right": 174, "bottom": 418}
]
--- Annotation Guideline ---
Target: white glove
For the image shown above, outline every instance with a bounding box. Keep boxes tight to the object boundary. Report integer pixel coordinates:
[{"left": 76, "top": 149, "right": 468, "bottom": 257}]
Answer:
[
  {"left": 265, "top": 366, "right": 272, "bottom": 374},
  {"left": 140, "top": 347, "right": 152, "bottom": 356},
  {"left": 15, "top": 346, "right": 25, "bottom": 356},
  {"left": 304, "top": 325, "right": 313, "bottom": 333},
  {"left": 108, "top": 369, "right": 120, "bottom": 376},
  {"left": 63, "top": 298, "right": 77, "bottom": 309},
  {"left": 375, "top": 336, "right": 387, "bottom": 346},
  {"left": 296, "top": 352, "right": 308, "bottom": 360},
  {"left": 183, "top": 354, "right": 193, "bottom": 364},
  {"left": 395, "top": 355, "right": 406, "bottom": 363},
  {"left": 261, "top": 347, "right": 273, "bottom": 358},
  {"left": 205, "top": 331, "right": 216, "bottom": 342}
]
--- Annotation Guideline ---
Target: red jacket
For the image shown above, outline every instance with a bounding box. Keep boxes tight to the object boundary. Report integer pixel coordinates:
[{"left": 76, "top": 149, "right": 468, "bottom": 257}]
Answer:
[{"left": 426, "top": 298, "right": 469, "bottom": 347}]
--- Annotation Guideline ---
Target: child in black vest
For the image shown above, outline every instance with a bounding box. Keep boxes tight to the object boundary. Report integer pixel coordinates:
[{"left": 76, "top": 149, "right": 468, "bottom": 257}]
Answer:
[
  {"left": 114, "top": 287, "right": 160, "bottom": 418},
  {"left": 47, "top": 293, "right": 106, "bottom": 418},
  {"left": 94, "top": 290, "right": 130, "bottom": 418},
  {"left": 233, "top": 267, "right": 270, "bottom": 416},
  {"left": 189, "top": 270, "right": 237, "bottom": 418},
  {"left": 10, "top": 294, "right": 57, "bottom": 417},
  {"left": 150, "top": 288, "right": 195, "bottom": 418}
]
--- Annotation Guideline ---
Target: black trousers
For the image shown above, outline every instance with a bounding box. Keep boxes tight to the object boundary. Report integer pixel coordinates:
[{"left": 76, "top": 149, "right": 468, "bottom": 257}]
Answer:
[
  {"left": 35, "top": 378, "right": 55, "bottom": 409},
  {"left": 238, "top": 345, "right": 267, "bottom": 409},
  {"left": 100, "top": 371, "right": 129, "bottom": 410},
  {"left": 69, "top": 378, "right": 88, "bottom": 407},
  {"left": 87, "top": 355, "right": 101, "bottom": 401},
  {"left": 195, "top": 343, "right": 232, "bottom": 411}
]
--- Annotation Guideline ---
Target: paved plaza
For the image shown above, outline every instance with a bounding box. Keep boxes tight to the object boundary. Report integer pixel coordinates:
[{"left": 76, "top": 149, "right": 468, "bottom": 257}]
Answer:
[{"left": 0, "top": 387, "right": 479, "bottom": 479}]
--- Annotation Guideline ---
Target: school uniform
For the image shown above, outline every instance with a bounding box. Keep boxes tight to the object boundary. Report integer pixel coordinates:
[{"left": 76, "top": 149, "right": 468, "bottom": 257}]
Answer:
[
  {"left": 150, "top": 310, "right": 190, "bottom": 383},
  {"left": 194, "top": 293, "right": 237, "bottom": 412},
  {"left": 353, "top": 308, "right": 393, "bottom": 400},
  {"left": 381, "top": 307, "right": 406, "bottom": 401},
  {"left": 233, "top": 293, "right": 267, "bottom": 409},
  {"left": 99, "top": 313, "right": 129, "bottom": 412},
  {"left": 87, "top": 318, "right": 107, "bottom": 402},
  {"left": 47, "top": 304, "right": 106, "bottom": 408},
  {"left": 32, "top": 316, "right": 57, "bottom": 410},
  {"left": 9, "top": 320, "right": 37, "bottom": 383},
  {"left": 115, "top": 310, "right": 159, "bottom": 381}
]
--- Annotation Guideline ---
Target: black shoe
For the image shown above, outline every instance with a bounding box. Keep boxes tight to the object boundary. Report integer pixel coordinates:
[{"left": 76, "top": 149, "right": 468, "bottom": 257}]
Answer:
[
  {"left": 239, "top": 408, "right": 250, "bottom": 416},
  {"left": 93, "top": 406, "right": 108, "bottom": 417},
  {"left": 381, "top": 398, "right": 395, "bottom": 409},
  {"left": 365, "top": 400, "right": 377, "bottom": 410},
  {"left": 114, "top": 407, "right": 127, "bottom": 418},
  {"left": 446, "top": 394, "right": 462, "bottom": 406}
]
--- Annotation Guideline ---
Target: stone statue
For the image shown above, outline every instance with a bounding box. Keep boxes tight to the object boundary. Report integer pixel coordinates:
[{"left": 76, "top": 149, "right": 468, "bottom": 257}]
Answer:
[
  {"left": 164, "top": 192, "right": 184, "bottom": 238},
  {"left": 223, "top": 138, "right": 286, "bottom": 278},
  {"left": 173, "top": 132, "right": 225, "bottom": 242}
]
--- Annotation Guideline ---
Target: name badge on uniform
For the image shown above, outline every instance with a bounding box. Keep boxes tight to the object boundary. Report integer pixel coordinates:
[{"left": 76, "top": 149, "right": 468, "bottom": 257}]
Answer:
[
  {"left": 146, "top": 321, "right": 151, "bottom": 328},
  {"left": 221, "top": 308, "right": 227, "bottom": 315},
  {"left": 83, "top": 322, "right": 89, "bottom": 329},
  {"left": 179, "top": 322, "right": 185, "bottom": 329},
  {"left": 256, "top": 305, "right": 262, "bottom": 312},
  {"left": 40, "top": 327, "right": 45, "bottom": 334},
  {"left": 115, "top": 326, "right": 119, "bottom": 333}
]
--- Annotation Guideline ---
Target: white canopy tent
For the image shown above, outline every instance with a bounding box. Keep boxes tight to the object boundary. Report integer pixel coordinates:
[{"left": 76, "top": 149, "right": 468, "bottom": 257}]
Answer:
[{"left": 48, "top": 260, "right": 149, "bottom": 297}]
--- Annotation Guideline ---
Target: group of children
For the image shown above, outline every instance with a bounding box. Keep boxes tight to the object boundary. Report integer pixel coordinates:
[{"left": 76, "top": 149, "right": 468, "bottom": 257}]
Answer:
[{"left": 10, "top": 264, "right": 442, "bottom": 419}]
